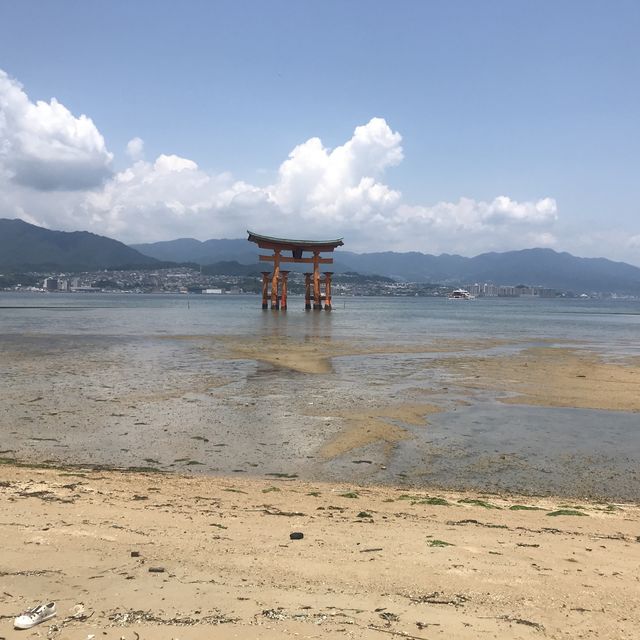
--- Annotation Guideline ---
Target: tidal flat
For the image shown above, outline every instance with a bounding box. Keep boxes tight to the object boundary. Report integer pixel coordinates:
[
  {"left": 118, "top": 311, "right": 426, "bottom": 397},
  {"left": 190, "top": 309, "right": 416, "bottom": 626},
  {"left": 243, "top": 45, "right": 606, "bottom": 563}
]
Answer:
[{"left": 1, "top": 293, "right": 639, "bottom": 501}]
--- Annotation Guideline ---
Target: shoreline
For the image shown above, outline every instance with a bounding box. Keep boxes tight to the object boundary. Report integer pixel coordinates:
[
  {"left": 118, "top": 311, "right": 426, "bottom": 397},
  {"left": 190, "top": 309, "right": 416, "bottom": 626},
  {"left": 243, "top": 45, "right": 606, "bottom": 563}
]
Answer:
[
  {"left": 1, "top": 452, "right": 638, "bottom": 505},
  {"left": 1, "top": 464, "right": 638, "bottom": 639}
]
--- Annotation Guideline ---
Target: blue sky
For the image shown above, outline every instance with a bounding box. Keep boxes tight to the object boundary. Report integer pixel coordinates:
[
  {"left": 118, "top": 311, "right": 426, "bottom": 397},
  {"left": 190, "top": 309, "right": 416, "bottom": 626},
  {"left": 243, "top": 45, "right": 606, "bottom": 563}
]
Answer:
[{"left": 0, "top": 1, "right": 638, "bottom": 263}]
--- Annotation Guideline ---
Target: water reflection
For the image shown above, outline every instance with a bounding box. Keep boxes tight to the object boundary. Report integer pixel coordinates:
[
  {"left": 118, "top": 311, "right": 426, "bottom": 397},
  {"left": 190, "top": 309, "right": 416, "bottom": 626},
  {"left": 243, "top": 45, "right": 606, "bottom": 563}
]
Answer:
[{"left": 256, "top": 302, "right": 335, "bottom": 342}]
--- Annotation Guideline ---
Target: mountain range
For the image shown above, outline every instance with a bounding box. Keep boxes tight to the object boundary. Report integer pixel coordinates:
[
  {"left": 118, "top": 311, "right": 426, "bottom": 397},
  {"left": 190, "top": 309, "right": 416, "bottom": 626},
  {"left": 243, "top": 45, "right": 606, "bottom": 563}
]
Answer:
[
  {"left": 2, "top": 219, "right": 640, "bottom": 293},
  {"left": 0, "top": 218, "right": 159, "bottom": 270},
  {"left": 134, "top": 237, "right": 640, "bottom": 293}
]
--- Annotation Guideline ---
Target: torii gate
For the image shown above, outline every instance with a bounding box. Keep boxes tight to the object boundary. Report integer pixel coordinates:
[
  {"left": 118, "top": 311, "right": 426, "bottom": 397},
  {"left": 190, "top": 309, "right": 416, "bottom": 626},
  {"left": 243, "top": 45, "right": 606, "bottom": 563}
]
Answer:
[{"left": 247, "top": 231, "right": 344, "bottom": 310}]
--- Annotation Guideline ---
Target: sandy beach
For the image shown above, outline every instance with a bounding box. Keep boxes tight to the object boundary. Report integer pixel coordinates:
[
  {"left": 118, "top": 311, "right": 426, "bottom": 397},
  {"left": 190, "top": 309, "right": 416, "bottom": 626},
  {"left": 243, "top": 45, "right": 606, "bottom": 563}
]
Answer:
[{"left": 1, "top": 465, "right": 639, "bottom": 639}]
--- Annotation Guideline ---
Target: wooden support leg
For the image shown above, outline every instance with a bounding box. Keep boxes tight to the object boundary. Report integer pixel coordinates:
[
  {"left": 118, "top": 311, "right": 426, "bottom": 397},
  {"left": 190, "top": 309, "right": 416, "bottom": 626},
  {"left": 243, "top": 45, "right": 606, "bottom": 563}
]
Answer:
[
  {"left": 304, "top": 273, "right": 311, "bottom": 310},
  {"left": 324, "top": 271, "right": 333, "bottom": 310},
  {"left": 271, "top": 249, "right": 281, "bottom": 310},
  {"left": 280, "top": 271, "right": 289, "bottom": 310},
  {"left": 261, "top": 271, "right": 270, "bottom": 309},
  {"left": 313, "top": 251, "right": 321, "bottom": 310}
]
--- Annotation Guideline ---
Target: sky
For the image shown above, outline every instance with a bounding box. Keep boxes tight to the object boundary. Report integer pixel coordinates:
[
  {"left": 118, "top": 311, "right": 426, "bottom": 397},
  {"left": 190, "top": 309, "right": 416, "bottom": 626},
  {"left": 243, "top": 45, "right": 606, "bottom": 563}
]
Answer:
[{"left": 0, "top": 1, "right": 638, "bottom": 263}]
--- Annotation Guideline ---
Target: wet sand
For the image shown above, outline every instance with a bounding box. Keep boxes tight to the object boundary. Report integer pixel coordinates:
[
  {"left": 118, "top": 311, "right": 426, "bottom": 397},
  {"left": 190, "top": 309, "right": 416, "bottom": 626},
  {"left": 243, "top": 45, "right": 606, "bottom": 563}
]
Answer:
[
  {"left": 317, "top": 404, "right": 441, "bottom": 459},
  {"left": 1, "top": 465, "right": 638, "bottom": 640},
  {"left": 441, "top": 346, "right": 640, "bottom": 412}
]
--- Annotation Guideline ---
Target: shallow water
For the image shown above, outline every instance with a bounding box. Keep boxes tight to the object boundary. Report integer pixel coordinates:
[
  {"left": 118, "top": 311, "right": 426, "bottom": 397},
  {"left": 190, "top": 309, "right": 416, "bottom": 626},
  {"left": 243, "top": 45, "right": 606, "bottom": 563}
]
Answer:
[
  {"left": 2, "top": 291, "right": 640, "bottom": 345},
  {"left": 396, "top": 403, "right": 640, "bottom": 501},
  {"left": 1, "top": 292, "right": 639, "bottom": 500}
]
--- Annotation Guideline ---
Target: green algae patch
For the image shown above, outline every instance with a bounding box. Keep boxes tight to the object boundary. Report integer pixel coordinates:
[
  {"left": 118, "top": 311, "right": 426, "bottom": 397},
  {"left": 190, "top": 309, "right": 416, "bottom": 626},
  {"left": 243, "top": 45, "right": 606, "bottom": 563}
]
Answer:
[
  {"left": 428, "top": 539, "right": 454, "bottom": 547},
  {"left": 547, "top": 509, "right": 588, "bottom": 517},
  {"left": 414, "top": 497, "right": 451, "bottom": 506},
  {"left": 598, "top": 504, "right": 622, "bottom": 512}
]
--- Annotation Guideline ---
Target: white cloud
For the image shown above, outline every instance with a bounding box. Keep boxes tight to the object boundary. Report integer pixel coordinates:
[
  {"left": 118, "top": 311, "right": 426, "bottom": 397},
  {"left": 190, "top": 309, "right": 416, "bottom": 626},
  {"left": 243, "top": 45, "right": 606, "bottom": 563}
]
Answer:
[
  {"left": 393, "top": 196, "right": 557, "bottom": 231},
  {"left": 0, "top": 103, "right": 564, "bottom": 254},
  {"left": 6, "top": 69, "right": 608, "bottom": 260},
  {"left": 269, "top": 117, "right": 403, "bottom": 224},
  {"left": 126, "top": 137, "right": 144, "bottom": 160},
  {"left": 628, "top": 234, "right": 640, "bottom": 250},
  {"left": 81, "top": 155, "right": 270, "bottom": 241},
  {"left": 480, "top": 196, "right": 557, "bottom": 225},
  {"left": 0, "top": 70, "right": 113, "bottom": 190},
  {"left": 153, "top": 154, "right": 198, "bottom": 173}
]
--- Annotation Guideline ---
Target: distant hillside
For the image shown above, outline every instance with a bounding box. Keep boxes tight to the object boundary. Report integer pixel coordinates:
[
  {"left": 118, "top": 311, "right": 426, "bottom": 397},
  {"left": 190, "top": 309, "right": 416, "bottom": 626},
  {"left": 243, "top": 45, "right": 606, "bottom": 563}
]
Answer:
[
  {"left": 132, "top": 238, "right": 359, "bottom": 274},
  {"left": 201, "top": 261, "right": 261, "bottom": 277},
  {"left": 132, "top": 236, "right": 640, "bottom": 293},
  {"left": 335, "top": 250, "right": 469, "bottom": 282},
  {"left": 132, "top": 238, "right": 259, "bottom": 265},
  {"left": 4, "top": 220, "right": 639, "bottom": 293},
  {"left": 0, "top": 219, "right": 160, "bottom": 271},
  {"left": 338, "top": 248, "right": 640, "bottom": 293},
  {"left": 464, "top": 249, "right": 640, "bottom": 293}
]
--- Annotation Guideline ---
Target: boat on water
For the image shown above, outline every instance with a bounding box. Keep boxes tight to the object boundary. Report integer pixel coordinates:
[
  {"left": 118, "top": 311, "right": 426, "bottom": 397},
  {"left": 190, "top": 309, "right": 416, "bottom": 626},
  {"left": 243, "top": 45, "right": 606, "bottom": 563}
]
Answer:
[{"left": 448, "top": 288, "right": 474, "bottom": 300}]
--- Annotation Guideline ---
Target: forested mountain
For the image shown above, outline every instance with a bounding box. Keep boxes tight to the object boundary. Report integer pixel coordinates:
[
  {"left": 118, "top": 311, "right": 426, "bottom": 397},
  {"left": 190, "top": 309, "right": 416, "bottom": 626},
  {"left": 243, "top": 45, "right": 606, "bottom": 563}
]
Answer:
[
  {"left": 337, "top": 248, "right": 640, "bottom": 292},
  {"left": 0, "top": 219, "right": 159, "bottom": 270},
  {"left": 3, "top": 219, "right": 640, "bottom": 293},
  {"left": 133, "top": 236, "right": 640, "bottom": 293},
  {"left": 131, "top": 238, "right": 258, "bottom": 265}
]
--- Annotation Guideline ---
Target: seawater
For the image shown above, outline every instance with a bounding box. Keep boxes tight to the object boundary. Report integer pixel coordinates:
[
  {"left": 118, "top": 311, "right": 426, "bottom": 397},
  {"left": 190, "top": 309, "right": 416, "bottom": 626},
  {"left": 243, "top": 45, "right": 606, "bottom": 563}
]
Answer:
[
  {"left": 2, "top": 291, "right": 639, "bottom": 347},
  {"left": 1, "top": 292, "right": 639, "bottom": 500}
]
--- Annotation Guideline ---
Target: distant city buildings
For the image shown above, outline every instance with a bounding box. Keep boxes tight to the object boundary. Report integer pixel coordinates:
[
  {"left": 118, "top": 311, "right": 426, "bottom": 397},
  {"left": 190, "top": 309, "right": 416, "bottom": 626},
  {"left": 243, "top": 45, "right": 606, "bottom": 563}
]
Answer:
[
  {"left": 43, "top": 277, "right": 58, "bottom": 291},
  {"left": 0, "top": 267, "right": 631, "bottom": 298},
  {"left": 465, "top": 283, "right": 558, "bottom": 297}
]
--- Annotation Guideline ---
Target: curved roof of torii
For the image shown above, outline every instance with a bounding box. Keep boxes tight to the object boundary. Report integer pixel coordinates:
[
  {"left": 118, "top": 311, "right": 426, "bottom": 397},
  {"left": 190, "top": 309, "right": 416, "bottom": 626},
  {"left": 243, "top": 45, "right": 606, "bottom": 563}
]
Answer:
[{"left": 247, "top": 231, "right": 344, "bottom": 252}]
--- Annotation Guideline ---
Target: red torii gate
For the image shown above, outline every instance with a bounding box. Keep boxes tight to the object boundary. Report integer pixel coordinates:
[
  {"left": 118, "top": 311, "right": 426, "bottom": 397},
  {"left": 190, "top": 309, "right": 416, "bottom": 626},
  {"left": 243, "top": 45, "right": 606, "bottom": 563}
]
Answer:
[{"left": 247, "top": 231, "right": 344, "bottom": 310}]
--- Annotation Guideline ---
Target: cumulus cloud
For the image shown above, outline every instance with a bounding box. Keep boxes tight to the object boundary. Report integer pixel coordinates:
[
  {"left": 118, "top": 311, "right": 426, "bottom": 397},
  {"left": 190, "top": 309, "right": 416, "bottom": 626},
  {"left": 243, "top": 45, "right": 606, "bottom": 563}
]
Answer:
[
  {"left": 269, "top": 117, "right": 403, "bottom": 223},
  {"left": 479, "top": 196, "right": 557, "bottom": 225},
  {"left": 394, "top": 196, "right": 557, "bottom": 231},
  {"left": 0, "top": 68, "right": 571, "bottom": 257},
  {"left": 76, "top": 118, "right": 412, "bottom": 244},
  {"left": 153, "top": 154, "right": 198, "bottom": 173},
  {"left": 126, "top": 137, "right": 144, "bottom": 160},
  {"left": 81, "top": 154, "right": 270, "bottom": 241},
  {"left": 0, "top": 70, "right": 113, "bottom": 190}
]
